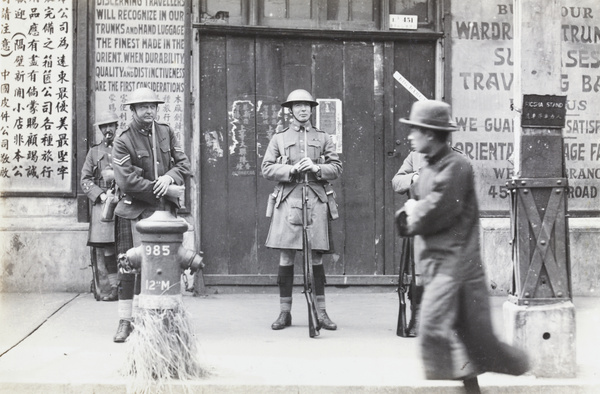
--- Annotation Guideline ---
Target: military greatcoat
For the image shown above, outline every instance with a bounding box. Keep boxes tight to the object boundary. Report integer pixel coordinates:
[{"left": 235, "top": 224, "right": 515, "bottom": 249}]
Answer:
[
  {"left": 112, "top": 119, "right": 191, "bottom": 220},
  {"left": 399, "top": 145, "right": 527, "bottom": 380},
  {"left": 81, "top": 142, "right": 115, "bottom": 246},
  {"left": 261, "top": 119, "right": 342, "bottom": 251}
]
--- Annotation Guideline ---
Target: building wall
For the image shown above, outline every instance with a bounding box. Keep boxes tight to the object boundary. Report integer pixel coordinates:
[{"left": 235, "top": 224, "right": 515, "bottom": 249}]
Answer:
[
  {"left": 0, "top": 195, "right": 196, "bottom": 292},
  {"left": 2, "top": 207, "right": 597, "bottom": 296},
  {"left": 1, "top": 0, "right": 598, "bottom": 295},
  {"left": 447, "top": 0, "right": 600, "bottom": 298},
  {"left": 449, "top": 0, "right": 599, "bottom": 214},
  {"left": 0, "top": 197, "right": 89, "bottom": 293}
]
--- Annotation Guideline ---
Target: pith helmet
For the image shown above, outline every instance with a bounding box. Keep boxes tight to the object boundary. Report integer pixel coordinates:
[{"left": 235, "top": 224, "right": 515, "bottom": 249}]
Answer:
[
  {"left": 281, "top": 89, "right": 318, "bottom": 108},
  {"left": 94, "top": 110, "right": 119, "bottom": 126},
  {"left": 400, "top": 100, "right": 458, "bottom": 132},
  {"left": 123, "top": 87, "right": 165, "bottom": 106}
]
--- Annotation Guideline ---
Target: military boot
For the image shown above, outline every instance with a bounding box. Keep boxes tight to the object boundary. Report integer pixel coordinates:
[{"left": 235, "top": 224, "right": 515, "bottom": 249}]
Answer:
[
  {"left": 102, "top": 286, "right": 118, "bottom": 301},
  {"left": 271, "top": 312, "right": 292, "bottom": 330},
  {"left": 272, "top": 265, "right": 294, "bottom": 330},
  {"left": 318, "top": 311, "right": 337, "bottom": 330},
  {"left": 113, "top": 319, "right": 133, "bottom": 343}
]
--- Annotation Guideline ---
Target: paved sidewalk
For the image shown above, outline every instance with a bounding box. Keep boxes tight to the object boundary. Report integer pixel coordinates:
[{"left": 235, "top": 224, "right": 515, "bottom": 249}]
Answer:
[{"left": 0, "top": 291, "right": 599, "bottom": 393}]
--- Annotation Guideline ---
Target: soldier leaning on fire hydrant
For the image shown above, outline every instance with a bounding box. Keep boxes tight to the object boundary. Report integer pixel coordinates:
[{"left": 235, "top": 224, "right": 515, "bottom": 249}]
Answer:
[{"left": 110, "top": 87, "right": 191, "bottom": 343}]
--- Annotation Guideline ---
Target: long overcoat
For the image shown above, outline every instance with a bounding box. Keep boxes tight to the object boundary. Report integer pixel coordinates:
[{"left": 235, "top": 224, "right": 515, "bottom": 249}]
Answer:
[
  {"left": 81, "top": 142, "right": 115, "bottom": 246},
  {"left": 399, "top": 145, "right": 527, "bottom": 380},
  {"left": 112, "top": 119, "right": 191, "bottom": 220},
  {"left": 261, "top": 120, "right": 342, "bottom": 251}
]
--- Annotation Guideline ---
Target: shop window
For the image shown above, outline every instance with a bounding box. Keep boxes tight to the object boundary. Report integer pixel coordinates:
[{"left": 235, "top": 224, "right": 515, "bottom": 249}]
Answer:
[
  {"left": 390, "top": 0, "right": 434, "bottom": 28},
  {"left": 198, "top": 0, "right": 436, "bottom": 31},
  {"left": 260, "top": 0, "right": 378, "bottom": 29},
  {"left": 199, "top": 0, "right": 247, "bottom": 25}
]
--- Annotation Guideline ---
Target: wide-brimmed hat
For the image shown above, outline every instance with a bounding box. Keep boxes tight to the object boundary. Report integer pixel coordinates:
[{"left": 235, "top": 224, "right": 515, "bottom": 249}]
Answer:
[{"left": 400, "top": 100, "right": 458, "bottom": 131}]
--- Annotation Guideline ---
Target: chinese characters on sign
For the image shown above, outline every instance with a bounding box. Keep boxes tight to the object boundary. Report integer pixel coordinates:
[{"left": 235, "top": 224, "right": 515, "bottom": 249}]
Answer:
[
  {"left": 316, "top": 99, "right": 343, "bottom": 154},
  {"left": 256, "top": 100, "right": 281, "bottom": 162},
  {"left": 0, "top": 0, "right": 73, "bottom": 195},
  {"left": 229, "top": 100, "right": 256, "bottom": 177},
  {"left": 521, "top": 95, "right": 567, "bottom": 128},
  {"left": 94, "top": 1, "right": 186, "bottom": 143}
]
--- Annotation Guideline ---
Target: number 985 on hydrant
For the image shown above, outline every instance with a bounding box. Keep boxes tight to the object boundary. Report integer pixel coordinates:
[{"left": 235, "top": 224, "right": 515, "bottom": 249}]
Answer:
[{"left": 124, "top": 210, "right": 204, "bottom": 310}]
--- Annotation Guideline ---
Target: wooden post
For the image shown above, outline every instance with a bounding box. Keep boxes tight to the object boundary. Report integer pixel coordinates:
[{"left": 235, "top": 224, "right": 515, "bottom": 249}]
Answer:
[{"left": 504, "top": 0, "right": 576, "bottom": 378}]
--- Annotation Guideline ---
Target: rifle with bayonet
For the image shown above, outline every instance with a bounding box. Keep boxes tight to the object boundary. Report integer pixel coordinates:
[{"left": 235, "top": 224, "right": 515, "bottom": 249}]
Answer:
[{"left": 301, "top": 129, "right": 321, "bottom": 338}]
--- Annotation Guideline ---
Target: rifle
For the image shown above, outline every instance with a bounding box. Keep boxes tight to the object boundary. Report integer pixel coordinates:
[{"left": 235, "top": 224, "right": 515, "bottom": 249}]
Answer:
[
  {"left": 90, "top": 247, "right": 102, "bottom": 301},
  {"left": 396, "top": 237, "right": 416, "bottom": 338},
  {"left": 301, "top": 129, "right": 321, "bottom": 338}
]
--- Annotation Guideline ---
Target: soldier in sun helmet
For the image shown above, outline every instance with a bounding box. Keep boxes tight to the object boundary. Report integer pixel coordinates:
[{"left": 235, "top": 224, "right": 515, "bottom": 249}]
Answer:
[{"left": 261, "top": 89, "right": 342, "bottom": 332}]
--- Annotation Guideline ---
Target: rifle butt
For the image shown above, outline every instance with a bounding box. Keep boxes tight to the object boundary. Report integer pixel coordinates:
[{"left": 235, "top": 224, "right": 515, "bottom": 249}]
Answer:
[
  {"left": 90, "top": 247, "right": 102, "bottom": 302},
  {"left": 396, "top": 300, "right": 408, "bottom": 337},
  {"left": 308, "top": 312, "right": 320, "bottom": 338}
]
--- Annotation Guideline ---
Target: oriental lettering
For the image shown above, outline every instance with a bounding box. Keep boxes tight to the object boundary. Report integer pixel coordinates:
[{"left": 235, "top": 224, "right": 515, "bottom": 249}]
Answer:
[{"left": 0, "top": 0, "right": 73, "bottom": 195}]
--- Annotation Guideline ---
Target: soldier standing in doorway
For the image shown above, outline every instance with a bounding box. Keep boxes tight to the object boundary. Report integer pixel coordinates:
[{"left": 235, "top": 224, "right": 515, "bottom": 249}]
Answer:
[
  {"left": 81, "top": 110, "right": 120, "bottom": 301},
  {"left": 262, "top": 89, "right": 343, "bottom": 331},
  {"left": 110, "top": 87, "right": 191, "bottom": 342}
]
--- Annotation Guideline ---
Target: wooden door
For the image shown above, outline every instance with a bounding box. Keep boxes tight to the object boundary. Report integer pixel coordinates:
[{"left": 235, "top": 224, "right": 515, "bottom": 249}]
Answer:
[{"left": 198, "top": 33, "right": 436, "bottom": 285}]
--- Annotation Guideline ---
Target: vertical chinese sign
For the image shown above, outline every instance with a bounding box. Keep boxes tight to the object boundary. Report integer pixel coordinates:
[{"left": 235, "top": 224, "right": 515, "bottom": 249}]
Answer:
[
  {"left": 316, "top": 98, "right": 343, "bottom": 154},
  {"left": 256, "top": 99, "right": 280, "bottom": 167},
  {"left": 0, "top": 1, "right": 73, "bottom": 196},
  {"left": 94, "top": 1, "right": 186, "bottom": 142},
  {"left": 229, "top": 100, "right": 256, "bottom": 176}
]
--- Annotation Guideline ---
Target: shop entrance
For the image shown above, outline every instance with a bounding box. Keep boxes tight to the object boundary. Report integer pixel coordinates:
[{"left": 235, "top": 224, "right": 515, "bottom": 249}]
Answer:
[{"left": 196, "top": 32, "right": 437, "bottom": 286}]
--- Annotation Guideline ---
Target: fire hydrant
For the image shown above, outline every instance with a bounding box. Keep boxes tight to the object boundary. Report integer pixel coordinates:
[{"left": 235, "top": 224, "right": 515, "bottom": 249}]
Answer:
[{"left": 126, "top": 210, "right": 203, "bottom": 310}]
